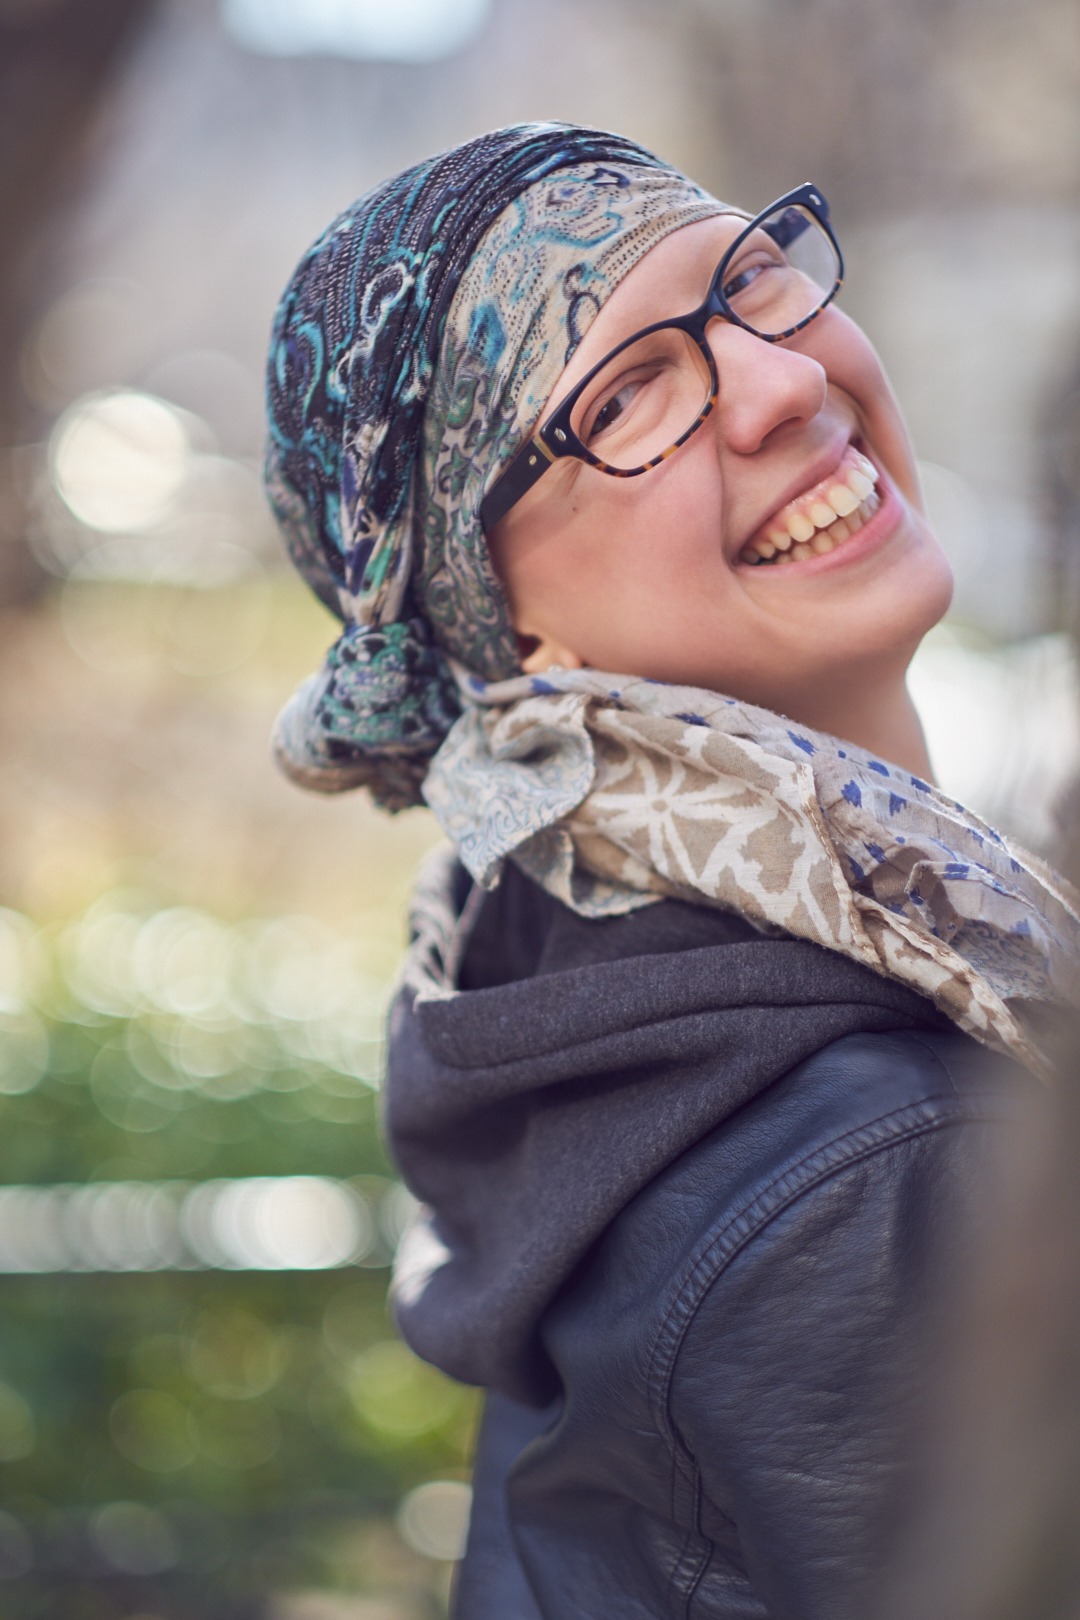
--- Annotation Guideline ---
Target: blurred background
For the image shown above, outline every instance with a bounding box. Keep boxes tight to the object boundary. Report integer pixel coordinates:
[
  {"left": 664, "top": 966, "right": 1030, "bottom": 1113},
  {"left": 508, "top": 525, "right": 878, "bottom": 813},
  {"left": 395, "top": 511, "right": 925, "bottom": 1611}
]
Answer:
[{"left": 0, "top": 0, "right": 1077, "bottom": 1615}]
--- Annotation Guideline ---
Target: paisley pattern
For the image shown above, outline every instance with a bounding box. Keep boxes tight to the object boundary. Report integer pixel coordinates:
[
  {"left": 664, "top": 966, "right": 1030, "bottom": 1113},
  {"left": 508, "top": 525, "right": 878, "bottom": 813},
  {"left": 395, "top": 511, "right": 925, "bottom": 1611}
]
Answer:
[
  {"left": 423, "top": 666, "right": 1080, "bottom": 1074},
  {"left": 265, "top": 124, "right": 728, "bottom": 806}
]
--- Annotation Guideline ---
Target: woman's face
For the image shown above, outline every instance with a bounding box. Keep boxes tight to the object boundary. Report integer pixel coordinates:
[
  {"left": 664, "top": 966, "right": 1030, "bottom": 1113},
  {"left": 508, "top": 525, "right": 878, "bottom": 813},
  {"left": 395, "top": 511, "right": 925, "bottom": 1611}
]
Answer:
[{"left": 487, "top": 214, "right": 953, "bottom": 722}]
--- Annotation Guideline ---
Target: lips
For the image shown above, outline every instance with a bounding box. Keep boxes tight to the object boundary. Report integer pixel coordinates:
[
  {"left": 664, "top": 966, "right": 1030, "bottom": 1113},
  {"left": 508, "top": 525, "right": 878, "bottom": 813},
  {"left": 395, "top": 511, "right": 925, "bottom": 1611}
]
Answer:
[{"left": 738, "top": 446, "right": 882, "bottom": 567}]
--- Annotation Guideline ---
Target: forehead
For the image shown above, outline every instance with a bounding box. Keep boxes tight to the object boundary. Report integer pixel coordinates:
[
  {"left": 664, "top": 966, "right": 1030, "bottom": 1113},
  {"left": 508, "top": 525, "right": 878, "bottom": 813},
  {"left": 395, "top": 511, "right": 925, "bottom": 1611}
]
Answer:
[{"left": 550, "top": 210, "right": 748, "bottom": 403}]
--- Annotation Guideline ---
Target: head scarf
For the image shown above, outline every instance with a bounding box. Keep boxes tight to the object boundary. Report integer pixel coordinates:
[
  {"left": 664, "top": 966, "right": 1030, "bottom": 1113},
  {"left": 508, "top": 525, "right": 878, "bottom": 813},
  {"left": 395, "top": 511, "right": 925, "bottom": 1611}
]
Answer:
[{"left": 266, "top": 122, "right": 728, "bottom": 808}]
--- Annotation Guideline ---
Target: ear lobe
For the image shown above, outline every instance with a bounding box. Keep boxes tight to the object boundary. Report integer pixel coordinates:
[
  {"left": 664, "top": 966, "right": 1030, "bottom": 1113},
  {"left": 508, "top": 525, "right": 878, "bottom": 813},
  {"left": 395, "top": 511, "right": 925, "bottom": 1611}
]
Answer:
[
  {"left": 517, "top": 632, "right": 584, "bottom": 675},
  {"left": 515, "top": 632, "right": 542, "bottom": 666}
]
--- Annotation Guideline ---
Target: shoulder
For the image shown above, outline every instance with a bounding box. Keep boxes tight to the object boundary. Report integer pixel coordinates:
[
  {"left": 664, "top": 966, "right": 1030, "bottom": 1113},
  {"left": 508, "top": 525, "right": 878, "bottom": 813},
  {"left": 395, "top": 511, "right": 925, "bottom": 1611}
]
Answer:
[
  {"left": 599, "top": 1027, "right": 1025, "bottom": 1297},
  {"left": 650, "top": 1028, "right": 1021, "bottom": 1453},
  {"left": 640, "top": 1029, "right": 1028, "bottom": 1617},
  {"left": 693, "top": 1025, "right": 1023, "bottom": 1226},
  {"left": 545, "top": 1027, "right": 1028, "bottom": 1399},
  {"left": 522, "top": 1028, "right": 1029, "bottom": 1614},
  {"left": 564, "top": 1027, "right": 1029, "bottom": 1444}
]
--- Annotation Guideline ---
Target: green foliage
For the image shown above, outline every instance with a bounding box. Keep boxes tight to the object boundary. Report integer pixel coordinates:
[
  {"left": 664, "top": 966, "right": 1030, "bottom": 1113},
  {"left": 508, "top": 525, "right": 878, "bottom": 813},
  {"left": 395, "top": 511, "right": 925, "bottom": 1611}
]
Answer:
[{"left": 0, "top": 899, "right": 478, "bottom": 1618}]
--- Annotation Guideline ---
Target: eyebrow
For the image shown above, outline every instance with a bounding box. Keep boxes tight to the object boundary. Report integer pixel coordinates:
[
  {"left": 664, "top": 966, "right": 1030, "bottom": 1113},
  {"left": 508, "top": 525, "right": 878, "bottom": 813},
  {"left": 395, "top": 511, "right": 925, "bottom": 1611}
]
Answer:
[{"left": 545, "top": 215, "right": 749, "bottom": 414}]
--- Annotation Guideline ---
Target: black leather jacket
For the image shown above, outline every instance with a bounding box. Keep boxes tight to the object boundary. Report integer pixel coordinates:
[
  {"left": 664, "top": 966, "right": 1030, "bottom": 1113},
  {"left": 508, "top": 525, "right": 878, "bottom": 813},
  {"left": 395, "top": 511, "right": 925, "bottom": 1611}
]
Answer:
[
  {"left": 385, "top": 856, "right": 1023, "bottom": 1620},
  {"left": 456, "top": 1029, "right": 1014, "bottom": 1619}
]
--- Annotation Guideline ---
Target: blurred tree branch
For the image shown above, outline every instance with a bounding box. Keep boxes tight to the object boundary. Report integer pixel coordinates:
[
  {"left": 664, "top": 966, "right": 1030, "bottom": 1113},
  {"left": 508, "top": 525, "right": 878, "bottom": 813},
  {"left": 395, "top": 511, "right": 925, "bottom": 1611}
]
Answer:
[{"left": 0, "top": 0, "right": 157, "bottom": 608}]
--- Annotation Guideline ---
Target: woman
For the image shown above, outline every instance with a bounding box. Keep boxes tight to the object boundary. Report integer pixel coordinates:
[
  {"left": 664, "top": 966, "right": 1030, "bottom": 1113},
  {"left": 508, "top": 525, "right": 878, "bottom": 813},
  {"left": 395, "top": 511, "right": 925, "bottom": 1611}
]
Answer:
[{"left": 265, "top": 124, "right": 1079, "bottom": 1619}]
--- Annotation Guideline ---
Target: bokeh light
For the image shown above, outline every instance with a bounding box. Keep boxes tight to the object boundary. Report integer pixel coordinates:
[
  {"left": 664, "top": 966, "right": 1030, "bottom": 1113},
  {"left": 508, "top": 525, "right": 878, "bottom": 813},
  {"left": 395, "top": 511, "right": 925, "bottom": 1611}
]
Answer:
[
  {"left": 187, "top": 1308, "right": 287, "bottom": 1399},
  {"left": 223, "top": 0, "right": 492, "bottom": 63},
  {"left": 38, "top": 896, "right": 391, "bottom": 1086},
  {"left": 346, "top": 1342, "right": 460, "bottom": 1440},
  {"left": 92, "top": 1500, "right": 180, "bottom": 1575},
  {"left": 50, "top": 390, "right": 191, "bottom": 534},
  {"left": 0, "top": 1178, "right": 374, "bottom": 1273},
  {"left": 192, "top": 1396, "right": 282, "bottom": 1469},
  {"left": 22, "top": 279, "right": 151, "bottom": 410},
  {"left": 0, "top": 877, "right": 483, "bottom": 1607},
  {"left": 396, "top": 1480, "right": 471, "bottom": 1562},
  {"left": 909, "top": 626, "right": 1080, "bottom": 851},
  {"left": 0, "top": 1381, "right": 36, "bottom": 1462}
]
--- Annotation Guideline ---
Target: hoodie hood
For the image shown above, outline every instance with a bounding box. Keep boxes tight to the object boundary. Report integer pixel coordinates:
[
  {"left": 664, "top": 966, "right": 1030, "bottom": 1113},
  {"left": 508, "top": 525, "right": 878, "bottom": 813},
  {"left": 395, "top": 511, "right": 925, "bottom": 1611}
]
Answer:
[{"left": 385, "top": 847, "right": 952, "bottom": 1405}]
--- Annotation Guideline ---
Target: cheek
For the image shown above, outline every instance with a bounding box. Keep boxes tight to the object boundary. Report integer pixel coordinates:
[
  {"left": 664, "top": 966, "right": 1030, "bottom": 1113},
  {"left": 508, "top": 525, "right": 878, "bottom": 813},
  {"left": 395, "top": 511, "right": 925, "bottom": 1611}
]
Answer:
[
  {"left": 546, "top": 453, "right": 719, "bottom": 576},
  {"left": 817, "top": 317, "right": 923, "bottom": 506}
]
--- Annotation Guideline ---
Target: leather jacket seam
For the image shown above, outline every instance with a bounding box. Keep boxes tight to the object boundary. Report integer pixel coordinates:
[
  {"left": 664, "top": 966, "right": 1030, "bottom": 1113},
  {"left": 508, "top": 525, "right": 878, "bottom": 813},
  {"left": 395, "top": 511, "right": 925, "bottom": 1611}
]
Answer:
[
  {"left": 666, "top": 1457, "right": 709, "bottom": 1618},
  {"left": 645, "top": 1092, "right": 978, "bottom": 1609},
  {"left": 646, "top": 1095, "right": 977, "bottom": 1474},
  {"left": 888, "top": 1029, "right": 963, "bottom": 1096}
]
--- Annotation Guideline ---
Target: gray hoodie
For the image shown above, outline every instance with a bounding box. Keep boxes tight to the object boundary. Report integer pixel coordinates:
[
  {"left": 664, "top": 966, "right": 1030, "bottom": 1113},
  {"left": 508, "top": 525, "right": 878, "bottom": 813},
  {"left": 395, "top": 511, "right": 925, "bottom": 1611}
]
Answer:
[{"left": 385, "top": 847, "right": 964, "bottom": 1406}]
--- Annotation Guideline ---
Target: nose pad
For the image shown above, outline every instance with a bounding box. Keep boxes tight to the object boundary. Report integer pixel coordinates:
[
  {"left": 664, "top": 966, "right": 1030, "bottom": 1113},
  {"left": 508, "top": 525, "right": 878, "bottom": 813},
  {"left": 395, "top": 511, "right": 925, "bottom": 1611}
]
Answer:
[
  {"left": 690, "top": 308, "right": 731, "bottom": 396},
  {"left": 702, "top": 305, "right": 755, "bottom": 351},
  {"left": 701, "top": 303, "right": 730, "bottom": 340}
]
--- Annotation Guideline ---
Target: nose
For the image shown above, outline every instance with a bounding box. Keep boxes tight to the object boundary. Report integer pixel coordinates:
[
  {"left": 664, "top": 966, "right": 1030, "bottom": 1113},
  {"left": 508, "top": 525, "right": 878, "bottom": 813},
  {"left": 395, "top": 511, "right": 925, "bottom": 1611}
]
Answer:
[{"left": 706, "top": 315, "right": 828, "bottom": 455}]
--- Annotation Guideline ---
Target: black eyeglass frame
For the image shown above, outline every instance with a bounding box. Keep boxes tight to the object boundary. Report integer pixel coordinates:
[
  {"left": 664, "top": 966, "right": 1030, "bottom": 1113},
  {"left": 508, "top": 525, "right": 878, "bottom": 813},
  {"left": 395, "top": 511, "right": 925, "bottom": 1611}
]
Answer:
[{"left": 479, "top": 181, "right": 844, "bottom": 535}]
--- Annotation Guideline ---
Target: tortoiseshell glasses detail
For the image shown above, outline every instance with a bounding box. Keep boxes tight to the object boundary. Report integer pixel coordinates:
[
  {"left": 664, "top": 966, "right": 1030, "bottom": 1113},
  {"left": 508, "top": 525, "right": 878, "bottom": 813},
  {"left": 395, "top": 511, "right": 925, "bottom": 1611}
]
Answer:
[{"left": 479, "top": 182, "right": 844, "bottom": 534}]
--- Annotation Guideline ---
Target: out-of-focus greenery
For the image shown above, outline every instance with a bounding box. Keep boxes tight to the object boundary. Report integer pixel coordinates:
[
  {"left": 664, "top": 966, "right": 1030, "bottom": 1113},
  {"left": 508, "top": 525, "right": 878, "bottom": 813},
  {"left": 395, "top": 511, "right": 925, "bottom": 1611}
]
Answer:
[{"left": 0, "top": 898, "right": 477, "bottom": 1619}]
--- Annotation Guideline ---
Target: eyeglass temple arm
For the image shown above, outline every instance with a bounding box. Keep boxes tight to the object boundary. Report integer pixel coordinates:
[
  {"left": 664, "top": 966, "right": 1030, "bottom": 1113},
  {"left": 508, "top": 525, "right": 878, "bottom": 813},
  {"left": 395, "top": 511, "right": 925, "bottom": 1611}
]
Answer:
[{"left": 479, "top": 431, "right": 556, "bottom": 533}]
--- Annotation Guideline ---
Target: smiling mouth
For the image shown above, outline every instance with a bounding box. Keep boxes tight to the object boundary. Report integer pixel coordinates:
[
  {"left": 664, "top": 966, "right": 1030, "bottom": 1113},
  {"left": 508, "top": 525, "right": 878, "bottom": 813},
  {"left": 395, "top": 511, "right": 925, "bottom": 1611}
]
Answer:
[{"left": 739, "top": 446, "right": 881, "bottom": 567}]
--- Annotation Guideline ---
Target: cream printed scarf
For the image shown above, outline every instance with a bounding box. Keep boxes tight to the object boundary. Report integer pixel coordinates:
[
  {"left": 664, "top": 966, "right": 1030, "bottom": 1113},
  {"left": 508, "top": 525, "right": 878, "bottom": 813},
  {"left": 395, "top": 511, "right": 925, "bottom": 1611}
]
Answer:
[{"left": 424, "top": 666, "right": 1080, "bottom": 1076}]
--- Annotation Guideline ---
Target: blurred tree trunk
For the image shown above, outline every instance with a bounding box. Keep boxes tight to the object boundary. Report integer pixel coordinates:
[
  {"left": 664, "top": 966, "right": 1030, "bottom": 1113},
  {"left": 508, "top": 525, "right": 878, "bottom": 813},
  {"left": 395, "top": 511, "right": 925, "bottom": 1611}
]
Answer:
[
  {"left": 677, "top": 0, "right": 955, "bottom": 214},
  {"left": 676, "top": 0, "right": 1079, "bottom": 216},
  {"left": 877, "top": 1017, "right": 1080, "bottom": 1620},
  {"left": 0, "top": 0, "right": 157, "bottom": 608},
  {"left": 878, "top": 343, "right": 1080, "bottom": 1601}
]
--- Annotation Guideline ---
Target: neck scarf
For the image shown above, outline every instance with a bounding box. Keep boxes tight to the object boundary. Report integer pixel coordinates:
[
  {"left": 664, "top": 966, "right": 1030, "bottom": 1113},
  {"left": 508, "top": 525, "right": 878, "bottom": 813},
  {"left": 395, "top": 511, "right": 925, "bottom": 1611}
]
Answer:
[
  {"left": 423, "top": 666, "right": 1080, "bottom": 1075},
  {"left": 265, "top": 124, "right": 729, "bottom": 807}
]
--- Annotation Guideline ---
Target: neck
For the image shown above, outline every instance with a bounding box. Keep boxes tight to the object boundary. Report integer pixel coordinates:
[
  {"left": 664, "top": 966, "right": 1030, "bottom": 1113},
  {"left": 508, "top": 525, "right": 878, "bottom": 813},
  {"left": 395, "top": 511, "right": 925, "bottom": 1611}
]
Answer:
[{"left": 788, "top": 675, "right": 935, "bottom": 782}]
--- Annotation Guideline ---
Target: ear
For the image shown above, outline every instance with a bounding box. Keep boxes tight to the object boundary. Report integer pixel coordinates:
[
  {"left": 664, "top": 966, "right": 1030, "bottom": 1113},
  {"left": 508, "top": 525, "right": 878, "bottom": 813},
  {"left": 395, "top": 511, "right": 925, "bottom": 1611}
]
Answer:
[{"left": 515, "top": 630, "right": 585, "bottom": 675}]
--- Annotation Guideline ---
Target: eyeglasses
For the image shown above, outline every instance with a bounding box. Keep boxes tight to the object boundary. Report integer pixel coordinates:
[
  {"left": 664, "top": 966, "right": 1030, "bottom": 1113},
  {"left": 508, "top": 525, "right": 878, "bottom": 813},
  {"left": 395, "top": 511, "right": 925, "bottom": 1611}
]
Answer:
[{"left": 479, "top": 182, "right": 844, "bottom": 534}]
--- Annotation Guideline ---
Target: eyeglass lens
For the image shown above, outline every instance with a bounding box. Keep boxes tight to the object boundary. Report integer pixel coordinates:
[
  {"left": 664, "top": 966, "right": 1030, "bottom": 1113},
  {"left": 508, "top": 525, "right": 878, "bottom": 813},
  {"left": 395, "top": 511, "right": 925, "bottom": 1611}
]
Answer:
[{"left": 568, "top": 203, "right": 839, "bottom": 471}]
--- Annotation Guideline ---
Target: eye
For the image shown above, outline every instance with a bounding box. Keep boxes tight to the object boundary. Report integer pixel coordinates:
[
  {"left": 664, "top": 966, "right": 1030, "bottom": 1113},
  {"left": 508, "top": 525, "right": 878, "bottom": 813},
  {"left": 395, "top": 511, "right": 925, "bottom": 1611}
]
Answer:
[
  {"left": 721, "top": 236, "right": 786, "bottom": 304},
  {"left": 722, "top": 259, "right": 768, "bottom": 300},
  {"left": 581, "top": 366, "right": 659, "bottom": 444},
  {"left": 589, "top": 379, "right": 641, "bottom": 439}
]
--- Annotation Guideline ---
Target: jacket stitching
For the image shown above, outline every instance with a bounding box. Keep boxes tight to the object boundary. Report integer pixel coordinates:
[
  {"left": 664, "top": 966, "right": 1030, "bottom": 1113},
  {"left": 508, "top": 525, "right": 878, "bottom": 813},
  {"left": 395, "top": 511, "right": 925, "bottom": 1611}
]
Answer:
[
  {"left": 897, "top": 1029, "right": 964, "bottom": 1098},
  {"left": 666, "top": 1455, "right": 707, "bottom": 1618},
  {"left": 645, "top": 1096, "right": 976, "bottom": 1490},
  {"left": 647, "top": 1098, "right": 979, "bottom": 1611},
  {"left": 648, "top": 1101, "right": 974, "bottom": 1421}
]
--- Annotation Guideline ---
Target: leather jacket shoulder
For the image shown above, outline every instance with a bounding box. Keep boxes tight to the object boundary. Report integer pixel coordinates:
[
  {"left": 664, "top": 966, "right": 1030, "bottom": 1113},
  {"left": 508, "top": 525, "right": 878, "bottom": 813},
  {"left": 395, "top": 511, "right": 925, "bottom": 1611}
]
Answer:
[{"left": 454, "top": 1026, "right": 1023, "bottom": 1620}]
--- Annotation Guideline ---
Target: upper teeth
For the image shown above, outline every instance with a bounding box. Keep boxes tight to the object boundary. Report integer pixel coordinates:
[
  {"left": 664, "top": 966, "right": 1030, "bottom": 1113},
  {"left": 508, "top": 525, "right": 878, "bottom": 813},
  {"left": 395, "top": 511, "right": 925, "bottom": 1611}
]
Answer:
[{"left": 742, "top": 449, "right": 881, "bottom": 566}]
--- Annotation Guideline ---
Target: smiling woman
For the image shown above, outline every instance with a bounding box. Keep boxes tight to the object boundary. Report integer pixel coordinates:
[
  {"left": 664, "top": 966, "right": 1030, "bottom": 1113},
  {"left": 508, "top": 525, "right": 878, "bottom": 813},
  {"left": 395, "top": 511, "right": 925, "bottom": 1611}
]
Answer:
[{"left": 264, "top": 123, "right": 1080, "bottom": 1619}]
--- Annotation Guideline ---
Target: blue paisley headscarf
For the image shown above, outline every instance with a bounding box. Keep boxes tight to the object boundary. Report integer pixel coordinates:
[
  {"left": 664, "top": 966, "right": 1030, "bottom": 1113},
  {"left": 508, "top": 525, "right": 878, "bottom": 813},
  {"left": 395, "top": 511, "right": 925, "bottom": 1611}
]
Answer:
[{"left": 265, "top": 122, "right": 728, "bottom": 809}]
